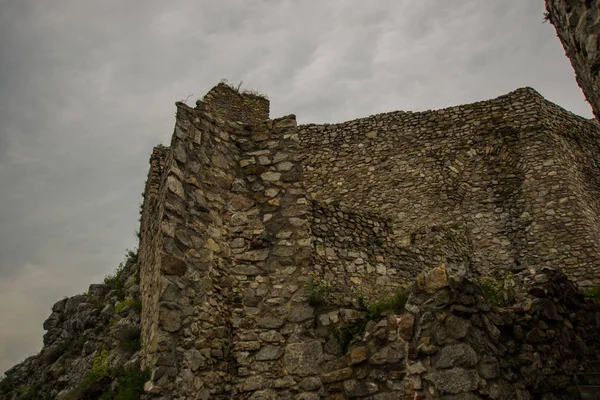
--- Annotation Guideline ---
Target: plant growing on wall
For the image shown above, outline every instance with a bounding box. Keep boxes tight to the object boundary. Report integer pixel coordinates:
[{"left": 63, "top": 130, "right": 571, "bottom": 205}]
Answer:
[
  {"left": 329, "top": 288, "right": 409, "bottom": 352},
  {"left": 477, "top": 276, "right": 505, "bottom": 306},
  {"left": 476, "top": 273, "right": 519, "bottom": 307},
  {"left": 305, "top": 272, "right": 332, "bottom": 306},
  {"left": 583, "top": 286, "right": 600, "bottom": 301},
  {"left": 365, "top": 289, "right": 409, "bottom": 321},
  {"left": 115, "top": 299, "right": 142, "bottom": 314},
  {"left": 219, "top": 78, "right": 269, "bottom": 100}
]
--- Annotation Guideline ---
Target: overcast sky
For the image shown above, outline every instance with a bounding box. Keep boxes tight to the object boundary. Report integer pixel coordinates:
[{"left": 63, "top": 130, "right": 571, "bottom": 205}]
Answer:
[{"left": 0, "top": 0, "right": 593, "bottom": 373}]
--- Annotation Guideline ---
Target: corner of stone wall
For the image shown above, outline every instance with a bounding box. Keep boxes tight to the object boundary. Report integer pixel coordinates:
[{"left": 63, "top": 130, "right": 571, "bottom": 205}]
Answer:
[
  {"left": 226, "top": 112, "right": 327, "bottom": 399},
  {"left": 140, "top": 99, "right": 244, "bottom": 398}
]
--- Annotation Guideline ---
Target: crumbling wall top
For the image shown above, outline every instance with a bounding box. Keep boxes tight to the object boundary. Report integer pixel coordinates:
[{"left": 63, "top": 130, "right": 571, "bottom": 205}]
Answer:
[{"left": 195, "top": 82, "right": 270, "bottom": 126}]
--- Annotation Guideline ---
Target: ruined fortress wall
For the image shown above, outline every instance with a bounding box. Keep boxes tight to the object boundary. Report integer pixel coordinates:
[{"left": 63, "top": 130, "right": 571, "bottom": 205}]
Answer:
[
  {"left": 139, "top": 145, "right": 170, "bottom": 374},
  {"left": 137, "top": 83, "right": 600, "bottom": 399},
  {"left": 139, "top": 86, "right": 328, "bottom": 399},
  {"left": 545, "top": 0, "right": 600, "bottom": 120},
  {"left": 298, "top": 88, "right": 600, "bottom": 285}
]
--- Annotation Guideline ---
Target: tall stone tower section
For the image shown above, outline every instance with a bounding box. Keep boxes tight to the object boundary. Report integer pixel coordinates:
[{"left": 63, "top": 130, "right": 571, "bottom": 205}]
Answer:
[
  {"left": 545, "top": 0, "right": 600, "bottom": 120},
  {"left": 139, "top": 83, "right": 315, "bottom": 398}
]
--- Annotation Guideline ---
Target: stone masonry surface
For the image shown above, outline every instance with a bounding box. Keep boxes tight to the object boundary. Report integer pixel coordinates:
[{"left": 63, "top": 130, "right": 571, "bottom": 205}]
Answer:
[
  {"left": 133, "top": 82, "right": 600, "bottom": 399},
  {"left": 299, "top": 87, "right": 600, "bottom": 287}
]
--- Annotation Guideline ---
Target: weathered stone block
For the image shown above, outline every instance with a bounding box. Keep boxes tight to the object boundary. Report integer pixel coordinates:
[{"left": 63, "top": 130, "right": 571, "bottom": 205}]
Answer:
[
  {"left": 436, "top": 343, "right": 478, "bottom": 369},
  {"left": 255, "top": 345, "right": 284, "bottom": 361},
  {"left": 159, "top": 309, "right": 181, "bottom": 332},
  {"left": 284, "top": 341, "right": 323, "bottom": 376},
  {"left": 425, "top": 368, "right": 479, "bottom": 395},
  {"left": 161, "top": 254, "right": 187, "bottom": 276},
  {"left": 349, "top": 346, "right": 368, "bottom": 365}
]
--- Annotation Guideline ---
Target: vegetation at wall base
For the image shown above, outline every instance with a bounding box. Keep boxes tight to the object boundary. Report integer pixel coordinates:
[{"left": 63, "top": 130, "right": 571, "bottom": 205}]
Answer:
[
  {"left": 583, "top": 286, "right": 600, "bottom": 301},
  {"left": 118, "top": 327, "right": 142, "bottom": 353},
  {"left": 63, "top": 348, "right": 148, "bottom": 400},
  {"left": 103, "top": 249, "right": 138, "bottom": 301},
  {"left": 114, "top": 299, "right": 142, "bottom": 314},
  {"left": 365, "top": 289, "right": 408, "bottom": 321},
  {"left": 329, "top": 289, "right": 409, "bottom": 352}
]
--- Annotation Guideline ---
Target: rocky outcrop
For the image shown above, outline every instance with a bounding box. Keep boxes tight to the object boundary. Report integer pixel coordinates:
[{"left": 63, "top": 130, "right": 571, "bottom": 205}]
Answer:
[
  {"left": 545, "top": 0, "right": 600, "bottom": 120},
  {"left": 0, "top": 250, "right": 145, "bottom": 400}
]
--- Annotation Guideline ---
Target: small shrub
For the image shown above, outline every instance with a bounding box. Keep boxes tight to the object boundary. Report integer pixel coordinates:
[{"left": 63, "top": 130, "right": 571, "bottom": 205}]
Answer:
[
  {"left": 563, "top": 129, "right": 582, "bottom": 141},
  {"left": 0, "top": 375, "right": 14, "bottom": 393},
  {"left": 366, "top": 289, "right": 408, "bottom": 321},
  {"left": 219, "top": 78, "right": 269, "bottom": 100},
  {"left": 583, "top": 286, "right": 600, "bottom": 301},
  {"left": 98, "top": 367, "right": 150, "bottom": 400},
  {"left": 46, "top": 336, "right": 86, "bottom": 364},
  {"left": 304, "top": 272, "right": 332, "bottom": 306},
  {"left": 14, "top": 385, "right": 43, "bottom": 400},
  {"left": 54, "top": 366, "right": 66, "bottom": 379},
  {"left": 92, "top": 349, "right": 112, "bottom": 381},
  {"left": 118, "top": 327, "right": 142, "bottom": 353},
  {"left": 115, "top": 299, "right": 142, "bottom": 314},
  {"left": 243, "top": 89, "right": 269, "bottom": 99},
  {"left": 104, "top": 270, "right": 126, "bottom": 300},
  {"left": 64, "top": 372, "right": 111, "bottom": 400},
  {"left": 449, "top": 222, "right": 461, "bottom": 230},
  {"left": 357, "top": 293, "right": 368, "bottom": 309},
  {"left": 330, "top": 325, "right": 363, "bottom": 353},
  {"left": 543, "top": 11, "right": 551, "bottom": 23},
  {"left": 62, "top": 349, "right": 114, "bottom": 400},
  {"left": 104, "top": 249, "right": 139, "bottom": 301},
  {"left": 330, "top": 289, "right": 408, "bottom": 351},
  {"left": 477, "top": 276, "right": 504, "bottom": 306}
]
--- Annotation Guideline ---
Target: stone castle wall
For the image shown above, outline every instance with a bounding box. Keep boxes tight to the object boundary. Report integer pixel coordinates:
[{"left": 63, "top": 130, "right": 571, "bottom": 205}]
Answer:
[
  {"left": 545, "top": 0, "right": 600, "bottom": 120},
  {"left": 139, "top": 86, "right": 323, "bottom": 398},
  {"left": 139, "top": 145, "right": 170, "bottom": 377},
  {"left": 137, "top": 82, "right": 600, "bottom": 398},
  {"left": 297, "top": 87, "right": 600, "bottom": 286},
  {"left": 139, "top": 101, "right": 243, "bottom": 397}
]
